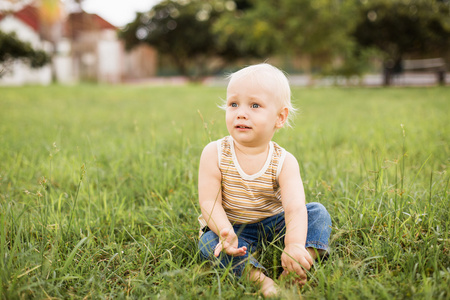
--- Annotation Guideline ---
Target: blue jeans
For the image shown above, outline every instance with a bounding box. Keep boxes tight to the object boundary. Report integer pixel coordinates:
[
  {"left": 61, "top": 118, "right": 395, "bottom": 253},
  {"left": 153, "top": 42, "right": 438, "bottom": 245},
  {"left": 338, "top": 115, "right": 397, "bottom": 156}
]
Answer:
[{"left": 198, "top": 202, "right": 332, "bottom": 277}]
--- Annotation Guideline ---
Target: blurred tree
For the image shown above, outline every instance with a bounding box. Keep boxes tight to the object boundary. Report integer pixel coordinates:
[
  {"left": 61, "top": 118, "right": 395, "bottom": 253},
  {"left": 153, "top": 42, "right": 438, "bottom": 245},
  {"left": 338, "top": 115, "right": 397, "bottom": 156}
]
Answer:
[
  {"left": 214, "top": 0, "right": 359, "bottom": 74},
  {"left": 38, "top": 0, "right": 62, "bottom": 24},
  {"left": 38, "top": 0, "right": 64, "bottom": 82},
  {"left": 119, "top": 0, "right": 263, "bottom": 80},
  {"left": 38, "top": 0, "right": 63, "bottom": 41},
  {"left": 353, "top": 0, "right": 450, "bottom": 84},
  {"left": 213, "top": 0, "right": 275, "bottom": 59},
  {"left": 0, "top": 30, "right": 50, "bottom": 77},
  {"left": 120, "top": 0, "right": 450, "bottom": 80}
]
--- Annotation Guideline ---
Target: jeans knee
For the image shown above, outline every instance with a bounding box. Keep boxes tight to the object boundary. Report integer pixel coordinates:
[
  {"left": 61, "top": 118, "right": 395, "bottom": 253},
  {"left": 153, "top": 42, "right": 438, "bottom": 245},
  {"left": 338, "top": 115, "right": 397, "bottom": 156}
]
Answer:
[
  {"left": 307, "top": 202, "right": 332, "bottom": 226},
  {"left": 198, "top": 242, "right": 209, "bottom": 260},
  {"left": 198, "top": 232, "right": 218, "bottom": 260}
]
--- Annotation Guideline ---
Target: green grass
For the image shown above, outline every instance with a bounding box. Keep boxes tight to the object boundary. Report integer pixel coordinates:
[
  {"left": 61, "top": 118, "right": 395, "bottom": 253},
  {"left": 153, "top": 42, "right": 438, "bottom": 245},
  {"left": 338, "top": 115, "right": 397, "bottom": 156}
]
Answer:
[{"left": 0, "top": 84, "right": 448, "bottom": 299}]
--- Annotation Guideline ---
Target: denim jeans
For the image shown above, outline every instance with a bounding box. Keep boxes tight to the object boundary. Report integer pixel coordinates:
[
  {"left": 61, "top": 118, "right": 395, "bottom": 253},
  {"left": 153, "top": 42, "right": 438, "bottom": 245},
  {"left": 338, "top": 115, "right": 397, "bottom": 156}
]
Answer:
[{"left": 198, "top": 202, "right": 332, "bottom": 277}]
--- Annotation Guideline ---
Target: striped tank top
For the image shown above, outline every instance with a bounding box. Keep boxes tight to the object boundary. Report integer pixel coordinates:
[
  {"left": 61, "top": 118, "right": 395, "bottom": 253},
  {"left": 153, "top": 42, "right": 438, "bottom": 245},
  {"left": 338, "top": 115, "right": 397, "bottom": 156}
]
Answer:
[{"left": 198, "top": 136, "right": 286, "bottom": 232}]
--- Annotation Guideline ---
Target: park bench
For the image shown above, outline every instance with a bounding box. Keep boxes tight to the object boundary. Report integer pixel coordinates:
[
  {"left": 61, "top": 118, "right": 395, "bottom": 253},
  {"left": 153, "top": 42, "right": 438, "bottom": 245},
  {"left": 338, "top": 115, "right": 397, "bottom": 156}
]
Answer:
[
  {"left": 403, "top": 58, "right": 446, "bottom": 85},
  {"left": 384, "top": 58, "right": 446, "bottom": 86}
]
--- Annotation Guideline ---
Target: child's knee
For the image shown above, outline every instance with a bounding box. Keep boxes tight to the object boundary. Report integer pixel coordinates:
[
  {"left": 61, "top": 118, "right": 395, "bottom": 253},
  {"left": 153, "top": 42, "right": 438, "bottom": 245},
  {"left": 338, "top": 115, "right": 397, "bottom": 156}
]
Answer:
[
  {"left": 307, "top": 202, "right": 332, "bottom": 226},
  {"left": 198, "top": 231, "right": 219, "bottom": 259}
]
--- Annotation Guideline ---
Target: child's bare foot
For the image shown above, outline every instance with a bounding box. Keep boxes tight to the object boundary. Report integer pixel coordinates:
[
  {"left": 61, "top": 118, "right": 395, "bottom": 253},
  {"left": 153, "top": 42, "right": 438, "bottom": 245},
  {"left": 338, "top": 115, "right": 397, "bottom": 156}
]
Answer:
[{"left": 249, "top": 268, "right": 279, "bottom": 298}]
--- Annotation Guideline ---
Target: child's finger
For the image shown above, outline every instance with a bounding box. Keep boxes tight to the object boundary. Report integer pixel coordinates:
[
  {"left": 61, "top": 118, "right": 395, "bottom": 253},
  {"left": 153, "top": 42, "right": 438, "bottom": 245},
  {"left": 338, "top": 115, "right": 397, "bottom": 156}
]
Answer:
[
  {"left": 280, "top": 267, "right": 307, "bottom": 286},
  {"left": 235, "top": 246, "right": 247, "bottom": 256},
  {"left": 290, "top": 262, "right": 304, "bottom": 277},
  {"left": 226, "top": 245, "right": 247, "bottom": 257},
  {"left": 304, "top": 251, "right": 314, "bottom": 267},
  {"left": 214, "top": 243, "right": 223, "bottom": 257},
  {"left": 299, "top": 256, "right": 312, "bottom": 271},
  {"left": 295, "top": 276, "right": 307, "bottom": 286},
  {"left": 284, "top": 260, "right": 306, "bottom": 282}
]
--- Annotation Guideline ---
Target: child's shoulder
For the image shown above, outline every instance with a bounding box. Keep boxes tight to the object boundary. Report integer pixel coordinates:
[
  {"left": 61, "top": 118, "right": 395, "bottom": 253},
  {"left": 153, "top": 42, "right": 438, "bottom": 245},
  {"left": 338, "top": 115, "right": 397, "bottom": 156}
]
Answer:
[
  {"left": 201, "top": 136, "right": 232, "bottom": 166},
  {"left": 202, "top": 136, "right": 230, "bottom": 152},
  {"left": 202, "top": 140, "right": 218, "bottom": 154},
  {"left": 271, "top": 140, "right": 289, "bottom": 160},
  {"left": 200, "top": 141, "right": 219, "bottom": 170},
  {"left": 201, "top": 137, "right": 224, "bottom": 160}
]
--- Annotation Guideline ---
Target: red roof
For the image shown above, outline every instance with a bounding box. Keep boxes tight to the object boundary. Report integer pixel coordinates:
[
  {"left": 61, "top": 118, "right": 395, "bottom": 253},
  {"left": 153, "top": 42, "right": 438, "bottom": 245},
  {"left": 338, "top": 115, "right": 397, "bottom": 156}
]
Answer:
[
  {"left": 15, "top": 5, "right": 40, "bottom": 31},
  {"left": 65, "top": 12, "right": 116, "bottom": 38},
  {"left": 0, "top": 5, "right": 40, "bottom": 32},
  {"left": 0, "top": 5, "right": 116, "bottom": 37}
]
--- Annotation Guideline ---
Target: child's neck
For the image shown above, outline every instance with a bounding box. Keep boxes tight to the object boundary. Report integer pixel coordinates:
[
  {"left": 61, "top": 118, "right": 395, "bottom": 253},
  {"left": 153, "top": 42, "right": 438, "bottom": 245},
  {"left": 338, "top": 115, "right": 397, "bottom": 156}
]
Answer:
[
  {"left": 233, "top": 141, "right": 270, "bottom": 175},
  {"left": 234, "top": 141, "right": 269, "bottom": 156}
]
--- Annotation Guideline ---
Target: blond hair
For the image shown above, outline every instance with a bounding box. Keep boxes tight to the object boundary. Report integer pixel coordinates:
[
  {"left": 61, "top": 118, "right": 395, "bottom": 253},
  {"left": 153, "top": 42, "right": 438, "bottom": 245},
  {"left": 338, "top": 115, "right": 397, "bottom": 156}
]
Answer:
[{"left": 225, "top": 63, "right": 296, "bottom": 127}]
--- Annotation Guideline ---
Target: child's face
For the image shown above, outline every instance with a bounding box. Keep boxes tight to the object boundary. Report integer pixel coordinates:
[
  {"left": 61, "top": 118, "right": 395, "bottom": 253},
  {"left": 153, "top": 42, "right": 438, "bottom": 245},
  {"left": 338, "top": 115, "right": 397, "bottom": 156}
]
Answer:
[{"left": 225, "top": 75, "right": 287, "bottom": 147}]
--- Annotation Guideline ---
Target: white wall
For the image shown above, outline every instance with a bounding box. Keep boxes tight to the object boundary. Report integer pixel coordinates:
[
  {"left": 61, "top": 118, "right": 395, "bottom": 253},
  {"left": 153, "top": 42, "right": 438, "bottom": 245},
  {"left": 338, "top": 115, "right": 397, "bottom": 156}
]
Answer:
[
  {"left": 96, "top": 30, "right": 123, "bottom": 83},
  {"left": 54, "top": 38, "right": 75, "bottom": 84},
  {"left": 0, "top": 16, "right": 52, "bottom": 85},
  {"left": 0, "top": 15, "right": 40, "bottom": 46}
]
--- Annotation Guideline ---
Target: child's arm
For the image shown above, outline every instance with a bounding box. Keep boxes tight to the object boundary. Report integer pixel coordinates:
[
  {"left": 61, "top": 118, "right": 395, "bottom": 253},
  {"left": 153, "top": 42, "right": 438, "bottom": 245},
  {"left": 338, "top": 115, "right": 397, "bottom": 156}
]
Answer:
[
  {"left": 198, "top": 142, "right": 247, "bottom": 257},
  {"left": 279, "top": 152, "right": 314, "bottom": 284}
]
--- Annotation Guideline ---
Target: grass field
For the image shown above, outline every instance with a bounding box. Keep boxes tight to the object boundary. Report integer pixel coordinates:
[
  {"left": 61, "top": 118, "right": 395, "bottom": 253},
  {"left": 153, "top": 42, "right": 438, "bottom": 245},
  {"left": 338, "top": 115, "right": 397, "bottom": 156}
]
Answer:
[{"left": 0, "top": 84, "right": 449, "bottom": 299}]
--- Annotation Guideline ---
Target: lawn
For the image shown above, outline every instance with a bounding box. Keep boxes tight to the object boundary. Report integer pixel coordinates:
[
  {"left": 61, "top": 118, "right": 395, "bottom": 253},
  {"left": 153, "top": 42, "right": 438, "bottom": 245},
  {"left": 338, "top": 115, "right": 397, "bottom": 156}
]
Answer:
[{"left": 0, "top": 84, "right": 448, "bottom": 299}]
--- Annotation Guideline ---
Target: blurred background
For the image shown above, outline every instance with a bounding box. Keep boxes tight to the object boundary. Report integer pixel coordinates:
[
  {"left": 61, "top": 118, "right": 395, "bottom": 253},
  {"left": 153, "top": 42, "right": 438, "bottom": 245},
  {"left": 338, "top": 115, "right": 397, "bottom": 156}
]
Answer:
[{"left": 0, "top": 0, "right": 449, "bottom": 86}]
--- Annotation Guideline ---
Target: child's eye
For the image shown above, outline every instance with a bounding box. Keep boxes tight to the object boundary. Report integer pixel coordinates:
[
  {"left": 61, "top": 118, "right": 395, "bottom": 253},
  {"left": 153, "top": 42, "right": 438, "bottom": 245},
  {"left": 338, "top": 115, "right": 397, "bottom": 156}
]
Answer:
[
  {"left": 251, "top": 103, "right": 260, "bottom": 108},
  {"left": 230, "top": 103, "right": 238, "bottom": 107}
]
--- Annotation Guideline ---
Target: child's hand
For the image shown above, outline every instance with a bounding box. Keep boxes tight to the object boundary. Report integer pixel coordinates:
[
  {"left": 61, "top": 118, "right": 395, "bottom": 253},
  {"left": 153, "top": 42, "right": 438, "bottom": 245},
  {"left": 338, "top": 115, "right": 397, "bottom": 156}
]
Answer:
[
  {"left": 280, "top": 243, "right": 313, "bottom": 285},
  {"left": 214, "top": 228, "right": 247, "bottom": 257}
]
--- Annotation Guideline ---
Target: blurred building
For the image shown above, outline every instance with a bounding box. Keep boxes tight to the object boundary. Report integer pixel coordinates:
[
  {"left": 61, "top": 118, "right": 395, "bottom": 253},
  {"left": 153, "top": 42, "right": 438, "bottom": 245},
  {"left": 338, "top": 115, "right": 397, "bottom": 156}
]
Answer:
[
  {"left": 0, "top": 4, "right": 52, "bottom": 85},
  {"left": 0, "top": 0, "right": 157, "bottom": 85}
]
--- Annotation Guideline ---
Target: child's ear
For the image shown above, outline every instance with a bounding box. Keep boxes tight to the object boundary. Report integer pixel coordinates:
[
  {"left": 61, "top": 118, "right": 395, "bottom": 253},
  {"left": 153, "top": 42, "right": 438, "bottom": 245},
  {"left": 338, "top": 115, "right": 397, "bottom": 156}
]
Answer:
[{"left": 275, "top": 107, "right": 289, "bottom": 129}]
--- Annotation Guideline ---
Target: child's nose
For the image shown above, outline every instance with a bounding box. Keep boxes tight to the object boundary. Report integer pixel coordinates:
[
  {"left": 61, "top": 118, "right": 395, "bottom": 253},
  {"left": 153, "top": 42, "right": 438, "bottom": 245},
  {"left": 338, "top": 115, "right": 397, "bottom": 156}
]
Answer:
[{"left": 237, "top": 107, "right": 248, "bottom": 119}]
